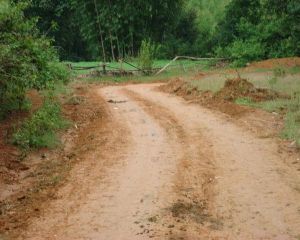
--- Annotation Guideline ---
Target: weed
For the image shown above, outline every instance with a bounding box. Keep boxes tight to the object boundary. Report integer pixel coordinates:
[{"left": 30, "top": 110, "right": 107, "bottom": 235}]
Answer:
[
  {"left": 235, "top": 97, "right": 254, "bottom": 106},
  {"left": 12, "top": 98, "right": 69, "bottom": 151},
  {"left": 281, "top": 111, "right": 300, "bottom": 145},
  {"left": 273, "top": 66, "right": 286, "bottom": 77}
]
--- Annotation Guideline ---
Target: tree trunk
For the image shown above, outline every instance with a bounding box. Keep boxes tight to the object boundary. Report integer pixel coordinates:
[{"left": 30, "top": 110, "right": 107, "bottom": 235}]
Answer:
[
  {"left": 93, "top": 0, "right": 106, "bottom": 62},
  {"left": 116, "top": 34, "right": 121, "bottom": 59},
  {"left": 109, "top": 30, "right": 115, "bottom": 61},
  {"left": 131, "top": 32, "right": 134, "bottom": 56}
]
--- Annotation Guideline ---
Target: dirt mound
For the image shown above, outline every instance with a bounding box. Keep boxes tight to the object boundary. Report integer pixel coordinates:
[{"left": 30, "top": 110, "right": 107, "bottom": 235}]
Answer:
[
  {"left": 215, "top": 78, "right": 281, "bottom": 102},
  {"left": 159, "top": 77, "right": 285, "bottom": 118},
  {"left": 192, "top": 72, "right": 207, "bottom": 80},
  {"left": 247, "top": 57, "right": 300, "bottom": 69},
  {"left": 159, "top": 78, "right": 186, "bottom": 93}
]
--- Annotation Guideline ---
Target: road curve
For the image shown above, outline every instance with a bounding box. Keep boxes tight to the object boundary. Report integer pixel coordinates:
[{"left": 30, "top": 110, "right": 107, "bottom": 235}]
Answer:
[{"left": 19, "top": 84, "right": 300, "bottom": 240}]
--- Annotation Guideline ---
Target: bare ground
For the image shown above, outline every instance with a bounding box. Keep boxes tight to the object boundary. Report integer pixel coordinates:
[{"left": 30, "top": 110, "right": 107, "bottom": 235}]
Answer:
[{"left": 2, "top": 83, "right": 300, "bottom": 239}]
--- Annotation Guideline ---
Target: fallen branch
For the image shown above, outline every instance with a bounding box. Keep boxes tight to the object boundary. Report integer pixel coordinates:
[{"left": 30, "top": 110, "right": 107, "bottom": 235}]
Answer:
[{"left": 155, "top": 56, "right": 227, "bottom": 75}]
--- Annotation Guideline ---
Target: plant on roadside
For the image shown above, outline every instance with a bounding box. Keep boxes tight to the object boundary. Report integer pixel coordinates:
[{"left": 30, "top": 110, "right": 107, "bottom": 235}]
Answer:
[
  {"left": 0, "top": 1, "right": 69, "bottom": 119},
  {"left": 280, "top": 92, "right": 300, "bottom": 146},
  {"left": 235, "top": 97, "right": 254, "bottom": 106},
  {"left": 13, "top": 98, "right": 69, "bottom": 151},
  {"left": 281, "top": 111, "right": 300, "bottom": 146},
  {"left": 226, "top": 38, "right": 265, "bottom": 67},
  {"left": 137, "top": 39, "right": 158, "bottom": 73}
]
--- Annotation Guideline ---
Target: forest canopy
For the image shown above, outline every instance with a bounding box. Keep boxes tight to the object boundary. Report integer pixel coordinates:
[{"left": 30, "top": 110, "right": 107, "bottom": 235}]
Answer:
[{"left": 7, "top": 0, "right": 300, "bottom": 64}]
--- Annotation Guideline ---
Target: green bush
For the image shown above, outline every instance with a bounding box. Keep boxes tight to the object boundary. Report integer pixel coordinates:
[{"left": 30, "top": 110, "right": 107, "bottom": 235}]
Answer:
[
  {"left": 137, "top": 39, "right": 158, "bottom": 73},
  {"left": 226, "top": 38, "right": 265, "bottom": 67},
  {"left": 13, "top": 99, "right": 69, "bottom": 150},
  {"left": 0, "top": 1, "right": 69, "bottom": 119}
]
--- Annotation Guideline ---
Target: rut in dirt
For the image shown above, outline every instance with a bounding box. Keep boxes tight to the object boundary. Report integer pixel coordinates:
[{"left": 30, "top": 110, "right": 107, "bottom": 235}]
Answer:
[{"left": 18, "top": 84, "right": 300, "bottom": 240}]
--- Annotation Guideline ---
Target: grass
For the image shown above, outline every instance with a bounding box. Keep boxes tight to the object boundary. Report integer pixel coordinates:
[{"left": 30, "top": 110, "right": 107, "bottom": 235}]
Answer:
[
  {"left": 281, "top": 111, "right": 300, "bottom": 145},
  {"left": 82, "top": 67, "right": 196, "bottom": 84},
  {"left": 66, "top": 59, "right": 213, "bottom": 77},
  {"left": 12, "top": 97, "right": 69, "bottom": 151},
  {"left": 235, "top": 95, "right": 300, "bottom": 145},
  {"left": 190, "top": 67, "right": 300, "bottom": 95},
  {"left": 188, "top": 65, "right": 300, "bottom": 146}
]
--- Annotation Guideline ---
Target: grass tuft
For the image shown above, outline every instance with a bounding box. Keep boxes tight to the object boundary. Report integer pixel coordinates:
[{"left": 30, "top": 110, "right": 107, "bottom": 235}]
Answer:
[{"left": 13, "top": 98, "right": 69, "bottom": 151}]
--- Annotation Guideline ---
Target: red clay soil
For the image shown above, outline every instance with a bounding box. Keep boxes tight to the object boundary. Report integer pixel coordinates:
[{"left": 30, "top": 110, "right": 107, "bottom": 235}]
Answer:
[
  {"left": 192, "top": 57, "right": 300, "bottom": 79},
  {"left": 0, "top": 84, "right": 109, "bottom": 237},
  {"left": 215, "top": 78, "right": 283, "bottom": 102},
  {"left": 159, "top": 77, "right": 288, "bottom": 140},
  {"left": 246, "top": 57, "right": 300, "bottom": 69},
  {"left": 160, "top": 77, "right": 284, "bottom": 118},
  {"left": 0, "top": 90, "right": 43, "bottom": 185}
]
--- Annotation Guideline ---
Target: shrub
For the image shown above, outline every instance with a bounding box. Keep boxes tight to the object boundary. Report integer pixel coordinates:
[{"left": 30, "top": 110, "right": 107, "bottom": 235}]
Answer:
[
  {"left": 0, "top": 1, "right": 69, "bottom": 119},
  {"left": 137, "top": 39, "right": 158, "bottom": 73},
  {"left": 13, "top": 98, "right": 69, "bottom": 150},
  {"left": 226, "top": 38, "right": 265, "bottom": 67}
]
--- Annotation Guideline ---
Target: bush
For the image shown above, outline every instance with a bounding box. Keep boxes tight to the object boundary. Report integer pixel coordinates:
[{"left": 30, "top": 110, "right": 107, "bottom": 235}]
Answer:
[
  {"left": 0, "top": 1, "right": 69, "bottom": 119},
  {"left": 137, "top": 39, "right": 158, "bottom": 73},
  {"left": 13, "top": 98, "right": 69, "bottom": 150},
  {"left": 226, "top": 38, "right": 265, "bottom": 67}
]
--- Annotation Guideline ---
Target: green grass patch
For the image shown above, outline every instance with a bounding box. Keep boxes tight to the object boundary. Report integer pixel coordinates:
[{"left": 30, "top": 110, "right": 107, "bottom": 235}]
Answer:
[
  {"left": 67, "top": 59, "right": 213, "bottom": 77},
  {"left": 281, "top": 111, "right": 300, "bottom": 145},
  {"left": 13, "top": 98, "right": 69, "bottom": 151},
  {"left": 235, "top": 97, "right": 255, "bottom": 106},
  {"left": 189, "top": 67, "right": 300, "bottom": 146},
  {"left": 288, "top": 66, "right": 300, "bottom": 75},
  {"left": 255, "top": 99, "right": 290, "bottom": 112}
]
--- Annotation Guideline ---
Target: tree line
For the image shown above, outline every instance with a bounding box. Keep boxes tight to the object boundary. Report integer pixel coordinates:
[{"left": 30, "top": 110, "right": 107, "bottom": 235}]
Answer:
[
  {"left": 25, "top": 0, "right": 189, "bottom": 60},
  {"left": 22, "top": 0, "right": 299, "bottom": 64}
]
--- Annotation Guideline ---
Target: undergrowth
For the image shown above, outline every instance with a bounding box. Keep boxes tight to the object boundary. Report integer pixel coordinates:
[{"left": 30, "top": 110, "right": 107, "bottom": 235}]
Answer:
[
  {"left": 236, "top": 93, "right": 300, "bottom": 146},
  {"left": 13, "top": 97, "right": 69, "bottom": 151}
]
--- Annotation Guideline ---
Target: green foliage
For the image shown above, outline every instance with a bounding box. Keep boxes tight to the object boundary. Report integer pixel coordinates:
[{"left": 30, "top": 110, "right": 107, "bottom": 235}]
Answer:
[
  {"left": 137, "top": 40, "right": 157, "bottom": 72},
  {"left": 11, "top": 0, "right": 300, "bottom": 62},
  {"left": 185, "top": 0, "right": 230, "bottom": 56},
  {"left": 215, "top": 0, "right": 300, "bottom": 65},
  {"left": 281, "top": 111, "right": 300, "bottom": 146},
  {"left": 26, "top": 0, "right": 199, "bottom": 60},
  {"left": 0, "top": 1, "right": 70, "bottom": 119},
  {"left": 235, "top": 97, "right": 254, "bottom": 106},
  {"left": 13, "top": 98, "right": 69, "bottom": 150},
  {"left": 226, "top": 39, "right": 265, "bottom": 67}
]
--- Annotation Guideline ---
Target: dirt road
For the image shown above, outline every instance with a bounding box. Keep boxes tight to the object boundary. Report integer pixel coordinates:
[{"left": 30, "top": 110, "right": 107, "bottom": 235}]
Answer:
[{"left": 19, "top": 84, "right": 300, "bottom": 240}]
